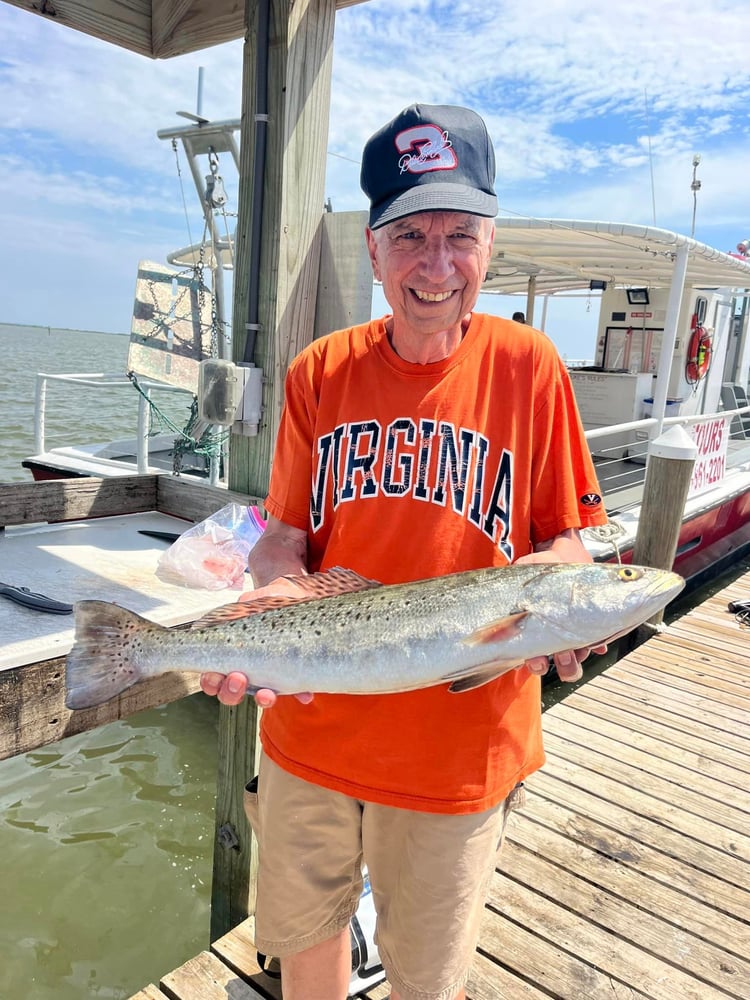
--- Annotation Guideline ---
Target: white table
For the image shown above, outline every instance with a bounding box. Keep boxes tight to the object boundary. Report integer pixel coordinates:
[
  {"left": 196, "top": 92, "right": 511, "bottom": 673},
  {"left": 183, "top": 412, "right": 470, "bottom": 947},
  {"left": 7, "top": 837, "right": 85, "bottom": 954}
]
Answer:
[{"left": 0, "top": 511, "right": 245, "bottom": 671}]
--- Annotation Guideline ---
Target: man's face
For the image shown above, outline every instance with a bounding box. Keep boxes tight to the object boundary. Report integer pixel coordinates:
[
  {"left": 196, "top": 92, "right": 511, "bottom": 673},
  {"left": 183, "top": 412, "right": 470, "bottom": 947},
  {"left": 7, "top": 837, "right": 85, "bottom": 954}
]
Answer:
[{"left": 366, "top": 212, "right": 494, "bottom": 340}]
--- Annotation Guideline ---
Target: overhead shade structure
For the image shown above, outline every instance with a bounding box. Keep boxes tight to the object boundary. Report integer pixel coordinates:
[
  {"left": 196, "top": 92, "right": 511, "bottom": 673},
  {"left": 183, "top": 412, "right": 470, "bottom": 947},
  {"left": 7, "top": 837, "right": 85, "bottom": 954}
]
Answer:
[
  {"left": 1, "top": 0, "right": 370, "bottom": 58},
  {"left": 484, "top": 218, "right": 750, "bottom": 296}
]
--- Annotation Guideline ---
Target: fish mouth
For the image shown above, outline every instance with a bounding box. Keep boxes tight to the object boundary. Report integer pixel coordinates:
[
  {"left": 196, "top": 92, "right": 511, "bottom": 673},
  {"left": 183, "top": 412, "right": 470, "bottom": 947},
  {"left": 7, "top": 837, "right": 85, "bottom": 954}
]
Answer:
[{"left": 630, "top": 570, "right": 685, "bottom": 608}]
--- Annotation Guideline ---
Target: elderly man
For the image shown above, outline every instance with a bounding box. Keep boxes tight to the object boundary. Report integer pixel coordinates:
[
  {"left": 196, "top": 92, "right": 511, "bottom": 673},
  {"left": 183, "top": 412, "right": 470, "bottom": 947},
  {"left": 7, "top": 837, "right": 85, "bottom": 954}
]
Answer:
[{"left": 202, "top": 104, "right": 607, "bottom": 1000}]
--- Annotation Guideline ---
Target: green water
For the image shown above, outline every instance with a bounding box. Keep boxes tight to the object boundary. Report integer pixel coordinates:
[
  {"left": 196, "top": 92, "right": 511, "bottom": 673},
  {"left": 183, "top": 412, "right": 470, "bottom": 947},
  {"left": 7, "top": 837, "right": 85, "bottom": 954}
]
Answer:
[
  {"left": 0, "top": 324, "right": 220, "bottom": 998},
  {"left": 0, "top": 323, "right": 194, "bottom": 484},
  {"left": 0, "top": 696, "right": 219, "bottom": 1000}
]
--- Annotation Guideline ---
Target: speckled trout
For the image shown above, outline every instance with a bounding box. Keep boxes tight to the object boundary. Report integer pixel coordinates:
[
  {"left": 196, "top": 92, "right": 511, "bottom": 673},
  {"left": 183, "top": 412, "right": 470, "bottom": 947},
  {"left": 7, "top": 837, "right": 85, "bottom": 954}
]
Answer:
[{"left": 65, "top": 563, "right": 684, "bottom": 710}]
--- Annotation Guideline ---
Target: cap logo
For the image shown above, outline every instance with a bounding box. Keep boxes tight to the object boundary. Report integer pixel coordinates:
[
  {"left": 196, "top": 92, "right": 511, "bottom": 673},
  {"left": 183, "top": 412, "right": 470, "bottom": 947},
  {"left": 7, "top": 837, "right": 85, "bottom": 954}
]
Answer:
[{"left": 396, "top": 124, "right": 458, "bottom": 175}]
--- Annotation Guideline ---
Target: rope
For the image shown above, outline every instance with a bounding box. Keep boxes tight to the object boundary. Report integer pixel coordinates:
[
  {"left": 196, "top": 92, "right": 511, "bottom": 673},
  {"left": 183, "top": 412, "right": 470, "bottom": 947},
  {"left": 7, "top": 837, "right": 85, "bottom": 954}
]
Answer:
[
  {"left": 126, "top": 372, "right": 228, "bottom": 475},
  {"left": 171, "top": 138, "right": 196, "bottom": 253},
  {"left": 582, "top": 518, "right": 627, "bottom": 564}
]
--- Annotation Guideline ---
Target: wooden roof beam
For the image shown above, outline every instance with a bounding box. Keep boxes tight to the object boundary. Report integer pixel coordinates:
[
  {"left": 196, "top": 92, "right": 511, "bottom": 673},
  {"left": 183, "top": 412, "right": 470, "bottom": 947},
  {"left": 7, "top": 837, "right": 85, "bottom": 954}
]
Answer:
[
  {"left": 150, "top": 0, "right": 192, "bottom": 56},
  {"left": 3, "top": 0, "right": 373, "bottom": 58},
  {"left": 3, "top": 0, "right": 154, "bottom": 57}
]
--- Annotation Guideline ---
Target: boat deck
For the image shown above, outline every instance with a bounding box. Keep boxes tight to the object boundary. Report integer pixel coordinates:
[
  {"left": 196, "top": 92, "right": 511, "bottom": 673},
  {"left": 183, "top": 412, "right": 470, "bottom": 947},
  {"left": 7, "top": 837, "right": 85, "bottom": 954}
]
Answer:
[{"left": 129, "top": 564, "right": 750, "bottom": 1000}]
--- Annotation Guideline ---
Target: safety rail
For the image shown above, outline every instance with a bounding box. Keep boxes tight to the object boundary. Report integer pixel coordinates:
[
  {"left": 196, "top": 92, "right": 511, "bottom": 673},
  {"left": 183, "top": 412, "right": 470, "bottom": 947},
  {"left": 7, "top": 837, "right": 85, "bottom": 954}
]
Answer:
[
  {"left": 585, "top": 403, "right": 750, "bottom": 512},
  {"left": 32, "top": 371, "right": 196, "bottom": 475}
]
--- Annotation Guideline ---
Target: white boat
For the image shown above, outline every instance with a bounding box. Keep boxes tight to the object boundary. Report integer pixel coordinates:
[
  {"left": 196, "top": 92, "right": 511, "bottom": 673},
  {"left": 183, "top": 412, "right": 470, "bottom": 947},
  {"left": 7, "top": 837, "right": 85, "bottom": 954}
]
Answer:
[
  {"left": 483, "top": 218, "right": 750, "bottom": 582},
  {"left": 22, "top": 115, "right": 242, "bottom": 486}
]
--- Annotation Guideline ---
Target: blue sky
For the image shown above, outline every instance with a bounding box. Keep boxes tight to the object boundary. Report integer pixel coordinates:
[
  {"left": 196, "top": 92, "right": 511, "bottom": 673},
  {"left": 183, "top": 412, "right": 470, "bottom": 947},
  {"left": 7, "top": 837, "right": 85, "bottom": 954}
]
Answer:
[{"left": 1, "top": 0, "right": 749, "bottom": 360}]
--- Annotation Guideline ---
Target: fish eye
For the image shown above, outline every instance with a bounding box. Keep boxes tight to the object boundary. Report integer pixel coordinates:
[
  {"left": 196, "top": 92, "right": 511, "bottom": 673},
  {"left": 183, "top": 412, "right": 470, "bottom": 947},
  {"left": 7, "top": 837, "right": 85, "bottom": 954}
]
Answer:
[{"left": 617, "top": 567, "right": 642, "bottom": 582}]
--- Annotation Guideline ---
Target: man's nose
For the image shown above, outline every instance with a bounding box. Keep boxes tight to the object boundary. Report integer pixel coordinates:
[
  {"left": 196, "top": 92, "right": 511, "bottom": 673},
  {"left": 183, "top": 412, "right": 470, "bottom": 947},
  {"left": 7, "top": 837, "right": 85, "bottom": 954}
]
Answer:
[{"left": 421, "top": 239, "right": 455, "bottom": 279}]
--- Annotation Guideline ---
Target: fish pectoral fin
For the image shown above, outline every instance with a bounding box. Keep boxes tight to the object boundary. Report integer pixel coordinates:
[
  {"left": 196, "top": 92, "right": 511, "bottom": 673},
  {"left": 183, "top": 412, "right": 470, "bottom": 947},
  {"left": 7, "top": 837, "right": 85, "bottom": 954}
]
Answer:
[
  {"left": 463, "top": 612, "right": 529, "bottom": 646},
  {"left": 190, "top": 567, "right": 383, "bottom": 628},
  {"left": 446, "top": 659, "right": 525, "bottom": 693}
]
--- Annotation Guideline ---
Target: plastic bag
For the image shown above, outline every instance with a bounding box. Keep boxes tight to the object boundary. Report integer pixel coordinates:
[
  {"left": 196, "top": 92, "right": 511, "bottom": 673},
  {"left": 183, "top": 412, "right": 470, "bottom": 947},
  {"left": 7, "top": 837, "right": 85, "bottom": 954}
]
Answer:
[{"left": 155, "top": 503, "right": 266, "bottom": 590}]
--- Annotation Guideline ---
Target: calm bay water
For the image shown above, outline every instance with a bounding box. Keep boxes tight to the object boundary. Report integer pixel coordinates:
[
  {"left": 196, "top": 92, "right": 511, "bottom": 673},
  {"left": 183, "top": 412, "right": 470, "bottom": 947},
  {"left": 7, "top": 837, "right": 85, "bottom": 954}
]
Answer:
[
  {"left": 0, "top": 324, "right": 196, "bottom": 483},
  {"left": 0, "top": 324, "right": 220, "bottom": 999}
]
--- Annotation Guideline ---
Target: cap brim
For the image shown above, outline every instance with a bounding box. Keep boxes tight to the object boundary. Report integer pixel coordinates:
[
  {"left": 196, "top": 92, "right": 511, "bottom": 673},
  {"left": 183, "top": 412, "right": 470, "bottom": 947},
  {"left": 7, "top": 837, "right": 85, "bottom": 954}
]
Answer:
[{"left": 369, "top": 183, "right": 498, "bottom": 230}]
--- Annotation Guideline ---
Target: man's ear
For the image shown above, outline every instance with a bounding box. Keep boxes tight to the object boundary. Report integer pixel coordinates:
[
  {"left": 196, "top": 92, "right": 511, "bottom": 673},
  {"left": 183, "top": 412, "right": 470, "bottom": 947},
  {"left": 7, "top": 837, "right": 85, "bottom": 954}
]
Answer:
[{"left": 365, "top": 227, "right": 381, "bottom": 281}]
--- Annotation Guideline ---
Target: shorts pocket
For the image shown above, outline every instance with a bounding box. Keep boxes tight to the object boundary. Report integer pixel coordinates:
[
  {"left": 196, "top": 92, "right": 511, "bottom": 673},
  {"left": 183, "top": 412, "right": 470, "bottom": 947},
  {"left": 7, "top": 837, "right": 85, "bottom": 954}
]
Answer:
[
  {"left": 244, "top": 774, "right": 260, "bottom": 833},
  {"left": 498, "top": 781, "right": 526, "bottom": 852}
]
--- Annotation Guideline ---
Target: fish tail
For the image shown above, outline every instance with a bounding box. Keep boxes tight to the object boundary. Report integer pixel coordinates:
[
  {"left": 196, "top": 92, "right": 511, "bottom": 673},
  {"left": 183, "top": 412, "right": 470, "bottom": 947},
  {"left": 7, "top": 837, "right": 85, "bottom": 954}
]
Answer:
[{"left": 66, "top": 601, "right": 160, "bottom": 710}]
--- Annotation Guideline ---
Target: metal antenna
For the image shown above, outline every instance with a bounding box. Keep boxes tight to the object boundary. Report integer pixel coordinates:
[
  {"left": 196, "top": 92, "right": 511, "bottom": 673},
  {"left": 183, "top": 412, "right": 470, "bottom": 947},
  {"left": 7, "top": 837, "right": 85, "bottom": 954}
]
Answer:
[
  {"left": 196, "top": 66, "right": 204, "bottom": 118},
  {"left": 644, "top": 89, "right": 657, "bottom": 225},
  {"left": 690, "top": 154, "right": 701, "bottom": 238},
  {"left": 177, "top": 66, "right": 209, "bottom": 123}
]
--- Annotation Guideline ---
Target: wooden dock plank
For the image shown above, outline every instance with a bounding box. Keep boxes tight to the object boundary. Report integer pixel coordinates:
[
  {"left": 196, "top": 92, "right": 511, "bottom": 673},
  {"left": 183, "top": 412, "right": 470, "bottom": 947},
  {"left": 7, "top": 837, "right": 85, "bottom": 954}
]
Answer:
[
  {"left": 211, "top": 921, "right": 282, "bottom": 1000},
  {"left": 129, "top": 987, "right": 170, "bottom": 1000},
  {"left": 572, "top": 676, "right": 750, "bottom": 755},
  {"left": 466, "top": 951, "right": 552, "bottom": 1000},
  {"left": 530, "top": 766, "right": 750, "bottom": 897},
  {"left": 520, "top": 792, "right": 747, "bottom": 922},
  {"left": 488, "top": 854, "right": 747, "bottom": 1000},
  {"left": 159, "top": 950, "right": 267, "bottom": 999},
  {"left": 548, "top": 699, "right": 750, "bottom": 782},
  {"left": 631, "top": 626, "right": 749, "bottom": 676},
  {"left": 476, "top": 897, "right": 653, "bottom": 1000},
  {"left": 499, "top": 837, "right": 750, "bottom": 994},
  {"left": 129, "top": 562, "right": 750, "bottom": 999},
  {"left": 619, "top": 646, "right": 750, "bottom": 705},
  {"left": 651, "top": 642, "right": 749, "bottom": 684},
  {"left": 606, "top": 628, "right": 743, "bottom": 675},
  {"left": 606, "top": 659, "right": 750, "bottom": 724},
  {"left": 540, "top": 727, "right": 749, "bottom": 841},
  {"left": 511, "top": 796, "right": 750, "bottom": 953}
]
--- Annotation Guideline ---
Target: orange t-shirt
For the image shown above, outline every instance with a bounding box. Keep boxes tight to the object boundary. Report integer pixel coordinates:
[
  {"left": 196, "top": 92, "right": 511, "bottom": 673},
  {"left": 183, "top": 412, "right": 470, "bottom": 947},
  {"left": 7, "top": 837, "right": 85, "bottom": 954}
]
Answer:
[{"left": 262, "top": 313, "right": 607, "bottom": 814}]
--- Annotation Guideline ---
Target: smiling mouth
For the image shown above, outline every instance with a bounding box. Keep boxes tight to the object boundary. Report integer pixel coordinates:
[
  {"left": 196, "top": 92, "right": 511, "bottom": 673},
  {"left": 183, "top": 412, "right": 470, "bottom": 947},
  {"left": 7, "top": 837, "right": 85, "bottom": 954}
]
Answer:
[{"left": 412, "top": 289, "right": 455, "bottom": 302}]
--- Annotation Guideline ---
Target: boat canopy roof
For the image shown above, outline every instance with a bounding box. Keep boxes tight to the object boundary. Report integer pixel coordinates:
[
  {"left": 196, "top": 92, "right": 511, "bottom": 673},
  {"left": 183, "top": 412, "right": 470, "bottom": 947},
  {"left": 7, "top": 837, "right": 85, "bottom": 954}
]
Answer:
[{"left": 485, "top": 218, "right": 750, "bottom": 296}]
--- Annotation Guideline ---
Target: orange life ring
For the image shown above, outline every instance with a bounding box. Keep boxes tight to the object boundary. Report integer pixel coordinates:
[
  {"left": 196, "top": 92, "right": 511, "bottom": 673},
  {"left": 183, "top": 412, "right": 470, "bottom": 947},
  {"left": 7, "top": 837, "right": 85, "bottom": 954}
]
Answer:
[{"left": 686, "top": 326, "right": 712, "bottom": 383}]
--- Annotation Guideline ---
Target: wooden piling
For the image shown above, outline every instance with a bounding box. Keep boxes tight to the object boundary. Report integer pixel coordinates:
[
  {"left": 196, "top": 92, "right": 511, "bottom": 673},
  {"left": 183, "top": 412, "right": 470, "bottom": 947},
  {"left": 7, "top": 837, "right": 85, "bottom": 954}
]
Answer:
[
  {"left": 211, "top": 0, "right": 339, "bottom": 943},
  {"left": 627, "top": 424, "right": 697, "bottom": 646}
]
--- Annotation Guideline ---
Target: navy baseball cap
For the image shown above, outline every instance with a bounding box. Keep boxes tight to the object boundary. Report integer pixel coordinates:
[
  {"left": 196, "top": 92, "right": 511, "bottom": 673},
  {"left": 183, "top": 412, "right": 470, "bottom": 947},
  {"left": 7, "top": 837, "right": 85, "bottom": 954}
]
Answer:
[{"left": 361, "top": 104, "right": 498, "bottom": 230}]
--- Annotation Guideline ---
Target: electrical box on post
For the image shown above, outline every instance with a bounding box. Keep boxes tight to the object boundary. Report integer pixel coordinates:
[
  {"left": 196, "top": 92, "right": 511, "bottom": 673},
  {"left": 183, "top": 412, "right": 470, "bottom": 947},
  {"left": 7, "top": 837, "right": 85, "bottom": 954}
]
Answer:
[
  {"left": 198, "top": 359, "right": 242, "bottom": 426},
  {"left": 197, "top": 359, "right": 264, "bottom": 435}
]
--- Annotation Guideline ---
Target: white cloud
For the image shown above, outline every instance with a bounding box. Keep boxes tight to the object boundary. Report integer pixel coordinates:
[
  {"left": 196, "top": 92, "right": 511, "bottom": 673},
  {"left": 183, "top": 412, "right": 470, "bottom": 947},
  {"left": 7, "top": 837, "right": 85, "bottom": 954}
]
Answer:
[{"left": 1, "top": 0, "right": 749, "bottom": 358}]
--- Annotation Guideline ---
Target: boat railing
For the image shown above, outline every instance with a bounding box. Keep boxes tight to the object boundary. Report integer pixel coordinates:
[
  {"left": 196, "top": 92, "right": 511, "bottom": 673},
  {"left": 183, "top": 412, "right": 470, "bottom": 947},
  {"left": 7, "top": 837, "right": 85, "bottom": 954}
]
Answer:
[
  {"left": 33, "top": 371, "right": 197, "bottom": 474},
  {"left": 585, "top": 403, "right": 750, "bottom": 511}
]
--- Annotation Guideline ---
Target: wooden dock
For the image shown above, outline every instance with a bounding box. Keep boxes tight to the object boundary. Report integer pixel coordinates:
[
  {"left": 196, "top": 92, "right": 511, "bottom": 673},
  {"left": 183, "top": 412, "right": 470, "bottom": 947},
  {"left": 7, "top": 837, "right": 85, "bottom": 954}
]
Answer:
[{"left": 130, "top": 564, "right": 750, "bottom": 1000}]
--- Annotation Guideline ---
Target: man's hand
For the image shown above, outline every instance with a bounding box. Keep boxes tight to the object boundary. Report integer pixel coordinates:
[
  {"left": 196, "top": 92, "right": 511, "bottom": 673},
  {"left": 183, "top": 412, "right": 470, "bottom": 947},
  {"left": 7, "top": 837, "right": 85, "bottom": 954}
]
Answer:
[
  {"left": 199, "top": 575, "right": 314, "bottom": 707},
  {"left": 524, "top": 644, "right": 608, "bottom": 683},
  {"left": 515, "top": 528, "right": 607, "bottom": 683},
  {"left": 200, "top": 671, "right": 315, "bottom": 708}
]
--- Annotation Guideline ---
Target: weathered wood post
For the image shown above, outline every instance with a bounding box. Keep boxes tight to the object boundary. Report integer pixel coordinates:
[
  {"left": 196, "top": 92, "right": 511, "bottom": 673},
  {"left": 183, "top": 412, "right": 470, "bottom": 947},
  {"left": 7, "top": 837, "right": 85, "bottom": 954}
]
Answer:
[
  {"left": 625, "top": 424, "right": 697, "bottom": 648},
  {"left": 209, "top": 0, "right": 338, "bottom": 942}
]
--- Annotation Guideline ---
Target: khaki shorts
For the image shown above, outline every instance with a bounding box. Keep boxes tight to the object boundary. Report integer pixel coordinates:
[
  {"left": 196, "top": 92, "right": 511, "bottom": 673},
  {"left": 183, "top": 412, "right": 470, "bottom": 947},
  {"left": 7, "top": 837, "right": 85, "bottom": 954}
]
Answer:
[{"left": 244, "top": 753, "right": 523, "bottom": 1000}]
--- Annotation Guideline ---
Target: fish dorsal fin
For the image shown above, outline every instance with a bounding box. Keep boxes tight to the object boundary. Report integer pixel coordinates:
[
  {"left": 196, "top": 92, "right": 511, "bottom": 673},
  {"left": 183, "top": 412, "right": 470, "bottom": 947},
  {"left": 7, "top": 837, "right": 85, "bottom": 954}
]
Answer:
[
  {"left": 463, "top": 612, "right": 529, "bottom": 646},
  {"left": 281, "top": 567, "right": 381, "bottom": 600},
  {"left": 190, "top": 567, "right": 381, "bottom": 628}
]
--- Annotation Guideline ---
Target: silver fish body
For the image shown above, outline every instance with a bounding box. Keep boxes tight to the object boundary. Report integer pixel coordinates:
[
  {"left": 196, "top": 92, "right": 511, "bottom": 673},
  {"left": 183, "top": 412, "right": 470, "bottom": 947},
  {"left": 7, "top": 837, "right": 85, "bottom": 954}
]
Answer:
[{"left": 65, "top": 562, "right": 684, "bottom": 709}]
